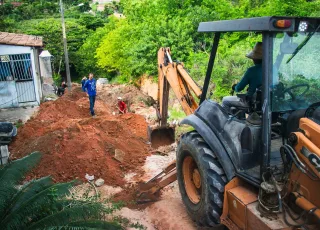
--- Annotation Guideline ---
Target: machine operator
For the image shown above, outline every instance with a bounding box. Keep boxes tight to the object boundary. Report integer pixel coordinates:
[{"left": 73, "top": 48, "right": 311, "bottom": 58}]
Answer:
[{"left": 222, "top": 42, "right": 263, "bottom": 113}]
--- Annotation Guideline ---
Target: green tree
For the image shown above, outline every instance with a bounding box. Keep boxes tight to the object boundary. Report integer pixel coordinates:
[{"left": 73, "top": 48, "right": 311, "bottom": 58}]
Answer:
[
  {"left": 76, "top": 18, "right": 118, "bottom": 78},
  {"left": 79, "top": 2, "right": 91, "bottom": 12},
  {"left": 94, "top": 0, "right": 320, "bottom": 97},
  {"left": 5, "top": 0, "right": 320, "bottom": 91},
  {"left": 103, "top": 5, "right": 115, "bottom": 16},
  {"left": 0, "top": 152, "right": 121, "bottom": 229},
  {"left": 78, "top": 14, "right": 107, "bottom": 31},
  {"left": 13, "top": 18, "right": 89, "bottom": 76}
]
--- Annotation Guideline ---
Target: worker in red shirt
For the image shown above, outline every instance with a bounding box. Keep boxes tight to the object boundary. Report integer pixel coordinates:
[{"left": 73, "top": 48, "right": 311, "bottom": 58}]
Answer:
[{"left": 117, "top": 97, "right": 127, "bottom": 114}]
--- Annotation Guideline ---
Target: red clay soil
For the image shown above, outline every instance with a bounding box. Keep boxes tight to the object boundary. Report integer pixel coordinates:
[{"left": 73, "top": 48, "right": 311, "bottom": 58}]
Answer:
[{"left": 10, "top": 86, "right": 151, "bottom": 187}]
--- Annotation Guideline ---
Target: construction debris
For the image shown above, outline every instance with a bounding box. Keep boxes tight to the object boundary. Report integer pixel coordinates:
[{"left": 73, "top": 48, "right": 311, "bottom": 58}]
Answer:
[
  {"left": 151, "top": 143, "right": 177, "bottom": 156},
  {"left": 0, "top": 145, "right": 9, "bottom": 165},
  {"left": 114, "top": 149, "right": 126, "bottom": 162},
  {"left": 96, "top": 78, "right": 108, "bottom": 86},
  {"left": 95, "top": 178, "right": 105, "bottom": 187},
  {"left": 85, "top": 173, "right": 95, "bottom": 181}
]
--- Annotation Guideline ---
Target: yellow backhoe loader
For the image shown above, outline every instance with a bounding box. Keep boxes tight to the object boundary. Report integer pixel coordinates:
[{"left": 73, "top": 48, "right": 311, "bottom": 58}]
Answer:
[
  {"left": 147, "top": 47, "right": 202, "bottom": 148},
  {"left": 140, "top": 16, "right": 320, "bottom": 230}
]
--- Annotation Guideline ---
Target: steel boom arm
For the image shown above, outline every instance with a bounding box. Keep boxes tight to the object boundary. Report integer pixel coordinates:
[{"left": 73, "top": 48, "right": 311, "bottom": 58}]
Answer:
[
  {"left": 157, "top": 47, "right": 201, "bottom": 126},
  {"left": 137, "top": 48, "right": 202, "bottom": 203}
]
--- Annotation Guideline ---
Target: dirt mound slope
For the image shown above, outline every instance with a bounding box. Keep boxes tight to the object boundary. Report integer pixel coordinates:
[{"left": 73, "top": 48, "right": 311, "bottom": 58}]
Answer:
[
  {"left": 98, "top": 84, "right": 159, "bottom": 125},
  {"left": 10, "top": 86, "right": 150, "bottom": 186},
  {"left": 98, "top": 84, "right": 155, "bottom": 111}
]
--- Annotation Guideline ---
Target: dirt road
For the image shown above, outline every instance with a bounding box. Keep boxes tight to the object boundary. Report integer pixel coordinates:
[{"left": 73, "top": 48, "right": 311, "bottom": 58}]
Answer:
[
  {"left": 115, "top": 150, "right": 198, "bottom": 230},
  {"left": 10, "top": 83, "right": 197, "bottom": 230}
]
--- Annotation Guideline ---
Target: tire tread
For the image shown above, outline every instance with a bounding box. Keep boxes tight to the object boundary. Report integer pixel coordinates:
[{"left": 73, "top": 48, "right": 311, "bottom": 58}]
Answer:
[{"left": 177, "top": 131, "right": 227, "bottom": 228}]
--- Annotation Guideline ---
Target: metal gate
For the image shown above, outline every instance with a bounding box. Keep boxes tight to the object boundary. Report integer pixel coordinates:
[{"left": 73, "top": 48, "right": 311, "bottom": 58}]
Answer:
[{"left": 0, "top": 54, "right": 36, "bottom": 104}]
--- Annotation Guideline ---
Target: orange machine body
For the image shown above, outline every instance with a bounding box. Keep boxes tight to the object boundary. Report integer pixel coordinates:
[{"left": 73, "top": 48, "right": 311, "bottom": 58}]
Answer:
[{"left": 220, "top": 118, "right": 320, "bottom": 230}]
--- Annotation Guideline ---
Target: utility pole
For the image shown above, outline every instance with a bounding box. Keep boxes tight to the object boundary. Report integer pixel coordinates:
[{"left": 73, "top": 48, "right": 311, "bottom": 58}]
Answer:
[{"left": 59, "top": 0, "right": 72, "bottom": 92}]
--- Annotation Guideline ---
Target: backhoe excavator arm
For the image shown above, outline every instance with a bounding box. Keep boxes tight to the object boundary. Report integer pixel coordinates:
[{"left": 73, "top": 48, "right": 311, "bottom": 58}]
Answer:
[
  {"left": 157, "top": 47, "right": 201, "bottom": 125},
  {"left": 139, "top": 48, "right": 202, "bottom": 203}
]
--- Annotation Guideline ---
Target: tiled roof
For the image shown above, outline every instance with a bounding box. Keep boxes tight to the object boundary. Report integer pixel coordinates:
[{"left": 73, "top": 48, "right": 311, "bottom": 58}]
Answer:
[{"left": 0, "top": 32, "right": 43, "bottom": 47}]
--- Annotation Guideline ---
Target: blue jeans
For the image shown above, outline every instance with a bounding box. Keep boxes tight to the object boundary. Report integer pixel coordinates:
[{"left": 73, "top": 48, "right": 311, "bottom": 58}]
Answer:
[{"left": 89, "top": 95, "right": 96, "bottom": 116}]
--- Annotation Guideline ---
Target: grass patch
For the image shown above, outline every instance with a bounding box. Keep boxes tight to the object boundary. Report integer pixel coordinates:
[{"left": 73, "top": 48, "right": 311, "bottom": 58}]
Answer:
[
  {"left": 168, "top": 108, "right": 185, "bottom": 122},
  {"left": 175, "top": 125, "right": 194, "bottom": 141},
  {"left": 167, "top": 108, "right": 194, "bottom": 141}
]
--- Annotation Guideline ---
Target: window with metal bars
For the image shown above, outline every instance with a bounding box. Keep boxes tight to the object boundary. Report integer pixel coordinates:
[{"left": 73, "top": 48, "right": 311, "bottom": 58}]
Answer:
[{"left": 0, "top": 54, "right": 33, "bottom": 82}]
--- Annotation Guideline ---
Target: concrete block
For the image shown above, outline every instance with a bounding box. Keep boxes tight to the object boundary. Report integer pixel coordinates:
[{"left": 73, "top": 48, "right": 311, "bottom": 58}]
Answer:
[
  {"left": 0, "top": 145, "right": 9, "bottom": 165},
  {"left": 114, "top": 149, "right": 126, "bottom": 162},
  {"left": 95, "top": 178, "right": 105, "bottom": 187}
]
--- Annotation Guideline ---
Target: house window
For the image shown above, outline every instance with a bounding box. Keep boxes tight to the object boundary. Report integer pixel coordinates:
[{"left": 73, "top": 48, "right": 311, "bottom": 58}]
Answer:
[{"left": 0, "top": 54, "right": 33, "bottom": 82}]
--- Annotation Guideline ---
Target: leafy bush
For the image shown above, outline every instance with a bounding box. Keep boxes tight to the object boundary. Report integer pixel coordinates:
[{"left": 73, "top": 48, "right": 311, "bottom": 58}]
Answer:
[
  {"left": 0, "top": 152, "right": 122, "bottom": 229},
  {"left": 53, "top": 73, "right": 62, "bottom": 86},
  {"left": 93, "top": 0, "right": 320, "bottom": 97},
  {"left": 3, "top": 0, "right": 320, "bottom": 93}
]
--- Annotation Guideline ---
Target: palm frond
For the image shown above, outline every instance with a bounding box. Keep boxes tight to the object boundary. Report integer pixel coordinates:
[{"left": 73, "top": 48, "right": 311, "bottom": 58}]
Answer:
[
  {"left": 0, "top": 152, "right": 42, "bottom": 220},
  {"left": 9, "top": 176, "right": 54, "bottom": 213},
  {"left": 26, "top": 203, "right": 108, "bottom": 230},
  {"left": 2, "top": 181, "right": 76, "bottom": 229},
  {"left": 44, "top": 220, "right": 122, "bottom": 230},
  {"left": 0, "top": 151, "right": 42, "bottom": 182},
  {"left": 0, "top": 153, "right": 121, "bottom": 229}
]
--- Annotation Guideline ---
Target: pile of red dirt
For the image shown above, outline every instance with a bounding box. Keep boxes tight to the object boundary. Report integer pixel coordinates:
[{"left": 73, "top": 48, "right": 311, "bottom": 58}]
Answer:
[
  {"left": 98, "top": 84, "right": 155, "bottom": 111},
  {"left": 10, "top": 86, "right": 151, "bottom": 187}
]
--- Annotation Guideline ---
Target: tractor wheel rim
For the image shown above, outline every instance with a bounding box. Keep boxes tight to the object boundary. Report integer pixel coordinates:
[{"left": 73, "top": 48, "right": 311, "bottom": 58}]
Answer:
[
  {"left": 193, "top": 169, "right": 201, "bottom": 189},
  {"left": 182, "top": 156, "right": 201, "bottom": 204}
]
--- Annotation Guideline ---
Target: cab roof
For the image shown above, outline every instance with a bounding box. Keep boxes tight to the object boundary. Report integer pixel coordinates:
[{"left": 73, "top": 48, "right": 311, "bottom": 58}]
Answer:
[{"left": 198, "top": 16, "right": 320, "bottom": 33}]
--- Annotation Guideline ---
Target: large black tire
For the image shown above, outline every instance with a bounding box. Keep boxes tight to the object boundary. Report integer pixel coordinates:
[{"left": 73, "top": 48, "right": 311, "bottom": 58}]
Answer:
[{"left": 177, "top": 131, "right": 227, "bottom": 228}]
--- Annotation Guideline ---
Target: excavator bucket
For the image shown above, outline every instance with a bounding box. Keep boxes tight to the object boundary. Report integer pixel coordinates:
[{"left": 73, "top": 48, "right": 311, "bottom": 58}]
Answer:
[{"left": 148, "top": 125, "right": 175, "bottom": 148}]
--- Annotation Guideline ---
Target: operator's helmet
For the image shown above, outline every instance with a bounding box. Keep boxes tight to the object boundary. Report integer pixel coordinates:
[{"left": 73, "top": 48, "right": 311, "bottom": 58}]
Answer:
[
  {"left": 117, "top": 97, "right": 122, "bottom": 100},
  {"left": 246, "top": 42, "right": 263, "bottom": 60}
]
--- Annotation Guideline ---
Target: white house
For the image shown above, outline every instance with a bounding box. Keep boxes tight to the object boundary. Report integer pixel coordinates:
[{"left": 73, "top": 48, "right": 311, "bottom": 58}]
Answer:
[{"left": 0, "top": 32, "right": 43, "bottom": 109}]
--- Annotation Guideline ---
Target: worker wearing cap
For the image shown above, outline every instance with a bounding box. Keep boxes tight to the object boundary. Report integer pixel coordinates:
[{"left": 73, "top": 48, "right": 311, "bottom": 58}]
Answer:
[
  {"left": 83, "top": 73, "right": 97, "bottom": 116},
  {"left": 222, "top": 42, "right": 263, "bottom": 113},
  {"left": 117, "top": 97, "right": 127, "bottom": 114}
]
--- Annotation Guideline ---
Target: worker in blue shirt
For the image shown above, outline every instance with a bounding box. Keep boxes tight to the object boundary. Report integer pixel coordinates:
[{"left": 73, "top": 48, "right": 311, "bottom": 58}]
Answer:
[
  {"left": 83, "top": 73, "right": 97, "bottom": 117},
  {"left": 222, "top": 42, "right": 262, "bottom": 113},
  {"left": 81, "top": 76, "right": 87, "bottom": 92}
]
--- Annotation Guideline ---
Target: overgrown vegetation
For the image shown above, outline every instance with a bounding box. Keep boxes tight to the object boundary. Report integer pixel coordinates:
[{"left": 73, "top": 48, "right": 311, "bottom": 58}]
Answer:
[
  {"left": 0, "top": 0, "right": 110, "bottom": 82},
  {"left": 1, "top": 0, "right": 320, "bottom": 99},
  {"left": 0, "top": 152, "right": 122, "bottom": 229}
]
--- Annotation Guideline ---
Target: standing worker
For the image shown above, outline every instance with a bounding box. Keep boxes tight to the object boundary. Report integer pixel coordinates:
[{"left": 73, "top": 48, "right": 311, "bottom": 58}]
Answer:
[
  {"left": 116, "top": 97, "right": 127, "bottom": 114},
  {"left": 83, "top": 73, "right": 97, "bottom": 117},
  {"left": 81, "top": 76, "right": 87, "bottom": 92}
]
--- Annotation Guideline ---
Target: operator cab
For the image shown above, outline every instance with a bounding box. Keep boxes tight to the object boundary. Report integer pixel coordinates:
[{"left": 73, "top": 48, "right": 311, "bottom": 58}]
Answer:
[
  {"left": 193, "top": 16, "right": 320, "bottom": 186},
  {"left": 177, "top": 16, "right": 320, "bottom": 228},
  {"left": 228, "top": 88, "right": 263, "bottom": 123}
]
